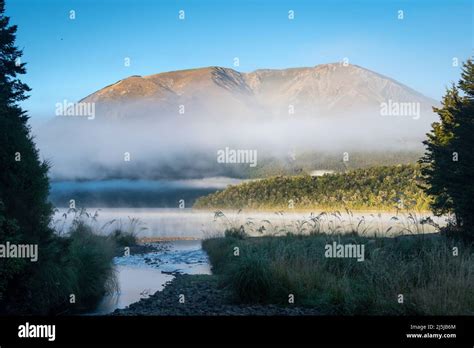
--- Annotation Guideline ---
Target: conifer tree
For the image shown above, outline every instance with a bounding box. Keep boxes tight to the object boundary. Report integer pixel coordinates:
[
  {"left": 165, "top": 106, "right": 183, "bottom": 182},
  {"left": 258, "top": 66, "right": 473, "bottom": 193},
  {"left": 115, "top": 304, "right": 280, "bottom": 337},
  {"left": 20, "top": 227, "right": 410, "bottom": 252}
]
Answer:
[
  {"left": 420, "top": 59, "right": 474, "bottom": 240},
  {"left": 0, "top": 0, "right": 53, "bottom": 310}
]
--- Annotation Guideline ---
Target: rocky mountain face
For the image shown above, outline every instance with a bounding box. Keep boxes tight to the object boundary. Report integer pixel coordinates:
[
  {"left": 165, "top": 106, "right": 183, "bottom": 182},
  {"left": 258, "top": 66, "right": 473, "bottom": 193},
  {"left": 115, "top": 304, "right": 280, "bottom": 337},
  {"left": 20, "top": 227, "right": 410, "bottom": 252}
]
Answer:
[{"left": 81, "top": 63, "right": 436, "bottom": 121}]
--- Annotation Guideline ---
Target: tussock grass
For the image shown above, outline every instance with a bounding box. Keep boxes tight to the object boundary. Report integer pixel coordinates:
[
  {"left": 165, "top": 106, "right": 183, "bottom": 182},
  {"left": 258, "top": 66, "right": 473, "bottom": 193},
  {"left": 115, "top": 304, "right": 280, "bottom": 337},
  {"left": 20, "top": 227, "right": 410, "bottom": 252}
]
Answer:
[
  {"left": 203, "top": 231, "right": 474, "bottom": 315},
  {"left": 23, "top": 219, "right": 117, "bottom": 314},
  {"left": 207, "top": 208, "right": 443, "bottom": 238},
  {"left": 16, "top": 208, "right": 133, "bottom": 314},
  {"left": 109, "top": 229, "right": 138, "bottom": 248},
  {"left": 67, "top": 221, "right": 117, "bottom": 310}
]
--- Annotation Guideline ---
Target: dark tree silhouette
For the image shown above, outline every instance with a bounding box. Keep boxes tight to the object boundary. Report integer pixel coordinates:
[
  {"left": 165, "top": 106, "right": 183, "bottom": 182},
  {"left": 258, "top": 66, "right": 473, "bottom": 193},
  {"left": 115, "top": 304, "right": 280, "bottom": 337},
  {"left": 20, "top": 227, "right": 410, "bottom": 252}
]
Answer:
[
  {"left": 420, "top": 59, "right": 474, "bottom": 240},
  {"left": 0, "top": 0, "right": 53, "bottom": 311}
]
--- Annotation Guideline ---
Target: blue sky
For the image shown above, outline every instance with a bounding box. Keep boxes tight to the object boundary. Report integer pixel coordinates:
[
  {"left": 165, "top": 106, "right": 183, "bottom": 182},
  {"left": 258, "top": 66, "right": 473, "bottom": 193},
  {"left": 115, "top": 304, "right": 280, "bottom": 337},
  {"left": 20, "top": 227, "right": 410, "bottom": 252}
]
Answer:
[{"left": 6, "top": 0, "right": 473, "bottom": 118}]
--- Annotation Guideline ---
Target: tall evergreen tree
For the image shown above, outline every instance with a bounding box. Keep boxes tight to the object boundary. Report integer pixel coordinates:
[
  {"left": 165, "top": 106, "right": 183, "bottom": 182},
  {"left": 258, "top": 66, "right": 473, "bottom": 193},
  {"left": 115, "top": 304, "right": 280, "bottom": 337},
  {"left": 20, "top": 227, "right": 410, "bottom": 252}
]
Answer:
[
  {"left": 450, "top": 60, "right": 474, "bottom": 231},
  {"left": 0, "top": 0, "right": 53, "bottom": 310},
  {"left": 420, "top": 59, "right": 474, "bottom": 240}
]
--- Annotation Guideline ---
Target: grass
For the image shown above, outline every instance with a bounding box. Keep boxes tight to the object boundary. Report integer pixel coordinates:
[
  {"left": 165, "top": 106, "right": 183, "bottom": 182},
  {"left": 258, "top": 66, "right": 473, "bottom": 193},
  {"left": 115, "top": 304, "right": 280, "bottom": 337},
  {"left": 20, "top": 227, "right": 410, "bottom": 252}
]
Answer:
[
  {"left": 105, "top": 216, "right": 145, "bottom": 248},
  {"left": 207, "top": 209, "right": 442, "bottom": 238},
  {"left": 65, "top": 220, "right": 118, "bottom": 311},
  {"left": 109, "top": 229, "right": 138, "bottom": 248},
  {"left": 22, "top": 218, "right": 118, "bottom": 314},
  {"left": 54, "top": 208, "right": 143, "bottom": 249},
  {"left": 202, "top": 229, "right": 474, "bottom": 315},
  {"left": 19, "top": 208, "right": 145, "bottom": 314}
]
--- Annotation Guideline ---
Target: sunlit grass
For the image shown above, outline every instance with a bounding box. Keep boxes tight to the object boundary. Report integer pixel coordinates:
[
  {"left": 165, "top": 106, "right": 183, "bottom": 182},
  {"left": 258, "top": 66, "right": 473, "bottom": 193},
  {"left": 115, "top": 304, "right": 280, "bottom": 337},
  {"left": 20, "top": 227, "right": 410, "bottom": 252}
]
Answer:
[{"left": 203, "top": 211, "right": 473, "bottom": 315}]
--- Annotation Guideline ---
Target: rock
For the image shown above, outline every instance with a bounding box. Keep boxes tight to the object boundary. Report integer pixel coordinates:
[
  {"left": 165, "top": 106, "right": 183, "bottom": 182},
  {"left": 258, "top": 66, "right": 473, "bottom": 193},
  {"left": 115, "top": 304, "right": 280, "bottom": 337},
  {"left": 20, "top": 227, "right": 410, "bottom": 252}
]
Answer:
[{"left": 112, "top": 274, "right": 320, "bottom": 316}]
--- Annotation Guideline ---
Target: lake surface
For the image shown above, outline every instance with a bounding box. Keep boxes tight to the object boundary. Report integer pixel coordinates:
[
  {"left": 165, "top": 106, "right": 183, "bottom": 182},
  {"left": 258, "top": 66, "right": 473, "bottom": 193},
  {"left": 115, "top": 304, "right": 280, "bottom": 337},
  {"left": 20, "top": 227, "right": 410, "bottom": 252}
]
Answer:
[
  {"left": 49, "top": 178, "right": 243, "bottom": 208},
  {"left": 53, "top": 207, "right": 446, "bottom": 239}
]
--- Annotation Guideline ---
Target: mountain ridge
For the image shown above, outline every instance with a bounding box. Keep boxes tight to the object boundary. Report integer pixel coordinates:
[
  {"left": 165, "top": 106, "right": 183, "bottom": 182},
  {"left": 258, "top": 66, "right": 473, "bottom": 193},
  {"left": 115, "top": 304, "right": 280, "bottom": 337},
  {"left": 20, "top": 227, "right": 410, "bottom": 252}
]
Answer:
[
  {"left": 79, "top": 62, "right": 437, "bottom": 121},
  {"left": 40, "top": 63, "right": 438, "bottom": 181}
]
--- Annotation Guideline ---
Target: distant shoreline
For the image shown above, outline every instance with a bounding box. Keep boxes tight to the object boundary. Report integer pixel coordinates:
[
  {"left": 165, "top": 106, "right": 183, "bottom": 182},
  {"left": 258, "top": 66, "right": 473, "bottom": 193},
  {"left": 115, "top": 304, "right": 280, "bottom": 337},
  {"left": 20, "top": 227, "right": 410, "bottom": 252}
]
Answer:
[{"left": 192, "top": 207, "right": 433, "bottom": 214}]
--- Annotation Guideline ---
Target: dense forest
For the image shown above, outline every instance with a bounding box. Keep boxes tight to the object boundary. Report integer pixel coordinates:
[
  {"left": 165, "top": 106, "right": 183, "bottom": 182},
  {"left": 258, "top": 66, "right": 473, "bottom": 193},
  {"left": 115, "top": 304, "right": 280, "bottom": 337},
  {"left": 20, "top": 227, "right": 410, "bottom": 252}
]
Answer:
[
  {"left": 245, "top": 151, "right": 422, "bottom": 178},
  {"left": 194, "top": 164, "right": 430, "bottom": 211}
]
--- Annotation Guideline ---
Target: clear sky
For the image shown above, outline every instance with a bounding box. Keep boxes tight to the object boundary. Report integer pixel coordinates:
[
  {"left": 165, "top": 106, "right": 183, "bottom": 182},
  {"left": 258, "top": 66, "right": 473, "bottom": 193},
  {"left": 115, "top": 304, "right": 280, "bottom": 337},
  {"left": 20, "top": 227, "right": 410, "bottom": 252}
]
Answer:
[{"left": 6, "top": 0, "right": 473, "bottom": 118}]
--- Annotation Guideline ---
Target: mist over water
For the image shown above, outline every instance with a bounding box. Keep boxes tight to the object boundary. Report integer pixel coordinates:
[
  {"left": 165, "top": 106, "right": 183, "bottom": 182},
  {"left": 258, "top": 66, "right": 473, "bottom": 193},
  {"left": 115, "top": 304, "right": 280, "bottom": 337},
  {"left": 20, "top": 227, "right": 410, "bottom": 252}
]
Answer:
[
  {"left": 52, "top": 208, "right": 446, "bottom": 239},
  {"left": 35, "top": 109, "right": 434, "bottom": 181},
  {"left": 49, "top": 178, "right": 243, "bottom": 208}
]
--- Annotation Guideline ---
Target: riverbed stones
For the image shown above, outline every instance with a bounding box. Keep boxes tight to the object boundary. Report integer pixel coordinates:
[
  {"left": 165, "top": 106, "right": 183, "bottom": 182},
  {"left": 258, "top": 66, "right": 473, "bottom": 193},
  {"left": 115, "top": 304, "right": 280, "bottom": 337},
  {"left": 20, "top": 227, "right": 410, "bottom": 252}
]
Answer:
[{"left": 112, "top": 274, "right": 320, "bottom": 316}]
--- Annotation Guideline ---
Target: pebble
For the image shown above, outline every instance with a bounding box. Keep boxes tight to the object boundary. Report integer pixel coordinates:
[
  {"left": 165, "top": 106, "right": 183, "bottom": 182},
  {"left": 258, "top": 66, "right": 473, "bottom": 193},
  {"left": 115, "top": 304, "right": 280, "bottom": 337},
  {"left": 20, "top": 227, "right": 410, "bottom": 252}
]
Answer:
[{"left": 112, "top": 274, "right": 320, "bottom": 316}]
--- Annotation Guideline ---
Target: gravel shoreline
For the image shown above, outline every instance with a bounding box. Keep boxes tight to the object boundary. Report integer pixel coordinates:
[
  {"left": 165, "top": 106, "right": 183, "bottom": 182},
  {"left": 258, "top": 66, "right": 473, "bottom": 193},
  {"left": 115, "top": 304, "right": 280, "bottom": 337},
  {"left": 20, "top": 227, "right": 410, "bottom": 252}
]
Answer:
[{"left": 112, "top": 274, "right": 320, "bottom": 316}]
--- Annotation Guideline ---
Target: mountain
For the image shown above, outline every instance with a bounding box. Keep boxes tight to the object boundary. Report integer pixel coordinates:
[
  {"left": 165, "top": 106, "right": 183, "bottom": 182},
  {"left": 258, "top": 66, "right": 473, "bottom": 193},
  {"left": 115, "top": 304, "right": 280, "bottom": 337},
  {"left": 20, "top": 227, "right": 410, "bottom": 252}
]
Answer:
[
  {"left": 81, "top": 67, "right": 260, "bottom": 120},
  {"left": 81, "top": 63, "right": 437, "bottom": 121},
  {"left": 37, "top": 63, "right": 439, "bottom": 181}
]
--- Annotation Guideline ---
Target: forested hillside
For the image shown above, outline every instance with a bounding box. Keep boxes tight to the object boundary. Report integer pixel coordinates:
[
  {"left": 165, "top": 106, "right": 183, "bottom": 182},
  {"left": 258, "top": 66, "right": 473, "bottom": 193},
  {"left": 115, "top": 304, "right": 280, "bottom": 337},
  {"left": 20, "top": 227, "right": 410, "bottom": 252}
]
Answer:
[{"left": 194, "top": 165, "right": 430, "bottom": 210}]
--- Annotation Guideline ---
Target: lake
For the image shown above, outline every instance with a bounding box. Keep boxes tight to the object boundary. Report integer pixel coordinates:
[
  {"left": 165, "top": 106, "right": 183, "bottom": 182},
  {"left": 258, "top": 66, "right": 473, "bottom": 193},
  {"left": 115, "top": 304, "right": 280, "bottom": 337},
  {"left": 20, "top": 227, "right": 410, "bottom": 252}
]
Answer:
[
  {"left": 50, "top": 180, "right": 446, "bottom": 314},
  {"left": 53, "top": 207, "right": 446, "bottom": 239},
  {"left": 49, "top": 178, "right": 244, "bottom": 208}
]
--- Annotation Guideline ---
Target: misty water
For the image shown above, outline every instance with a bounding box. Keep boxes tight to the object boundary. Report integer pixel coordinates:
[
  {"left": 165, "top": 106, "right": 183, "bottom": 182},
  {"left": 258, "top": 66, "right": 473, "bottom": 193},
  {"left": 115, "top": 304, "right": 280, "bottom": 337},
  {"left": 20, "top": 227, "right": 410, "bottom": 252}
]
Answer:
[
  {"left": 50, "top": 180, "right": 446, "bottom": 314},
  {"left": 53, "top": 207, "right": 446, "bottom": 240},
  {"left": 49, "top": 178, "right": 244, "bottom": 208}
]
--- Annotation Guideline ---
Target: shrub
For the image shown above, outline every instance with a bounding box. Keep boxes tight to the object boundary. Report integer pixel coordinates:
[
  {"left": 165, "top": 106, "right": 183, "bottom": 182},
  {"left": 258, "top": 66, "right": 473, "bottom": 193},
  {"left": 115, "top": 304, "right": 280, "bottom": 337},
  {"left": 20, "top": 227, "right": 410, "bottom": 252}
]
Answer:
[
  {"left": 109, "top": 229, "right": 138, "bottom": 247},
  {"left": 224, "top": 226, "right": 248, "bottom": 240}
]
